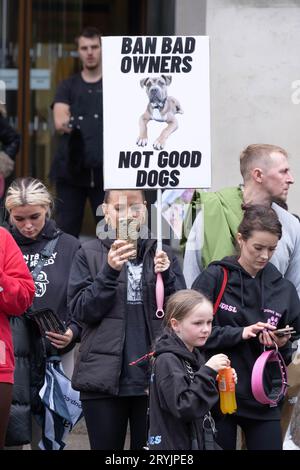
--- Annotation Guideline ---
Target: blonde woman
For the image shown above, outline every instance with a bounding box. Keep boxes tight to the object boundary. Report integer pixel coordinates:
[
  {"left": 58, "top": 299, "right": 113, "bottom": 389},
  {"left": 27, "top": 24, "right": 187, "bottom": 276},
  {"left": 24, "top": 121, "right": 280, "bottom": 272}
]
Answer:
[{"left": 4, "top": 177, "right": 80, "bottom": 449}]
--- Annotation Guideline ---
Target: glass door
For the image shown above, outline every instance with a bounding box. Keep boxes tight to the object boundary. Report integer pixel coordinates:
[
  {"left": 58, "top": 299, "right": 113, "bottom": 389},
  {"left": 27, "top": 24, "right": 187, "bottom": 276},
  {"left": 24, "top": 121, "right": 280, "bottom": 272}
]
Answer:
[
  {"left": 29, "top": 0, "right": 82, "bottom": 183},
  {"left": 0, "top": 0, "right": 20, "bottom": 170},
  {"left": 28, "top": 0, "right": 142, "bottom": 184}
]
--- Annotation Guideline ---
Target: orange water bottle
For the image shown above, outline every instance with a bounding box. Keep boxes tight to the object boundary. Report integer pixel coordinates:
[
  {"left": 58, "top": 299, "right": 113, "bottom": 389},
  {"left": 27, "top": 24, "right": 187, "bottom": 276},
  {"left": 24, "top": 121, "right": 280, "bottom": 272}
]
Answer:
[{"left": 217, "top": 368, "right": 237, "bottom": 414}]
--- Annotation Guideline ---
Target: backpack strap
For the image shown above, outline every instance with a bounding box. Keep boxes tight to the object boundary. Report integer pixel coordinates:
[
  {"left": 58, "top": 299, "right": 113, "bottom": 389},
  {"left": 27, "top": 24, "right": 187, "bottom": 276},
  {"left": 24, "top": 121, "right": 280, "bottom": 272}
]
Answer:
[
  {"left": 30, "top": 234, "right": 60, "bottom": 282},
  {"left": 183, "top": 359, "right": 218, "bottom": 450},
  {"left": 213, "top": 267, "right": 228, "bottom": 315}
]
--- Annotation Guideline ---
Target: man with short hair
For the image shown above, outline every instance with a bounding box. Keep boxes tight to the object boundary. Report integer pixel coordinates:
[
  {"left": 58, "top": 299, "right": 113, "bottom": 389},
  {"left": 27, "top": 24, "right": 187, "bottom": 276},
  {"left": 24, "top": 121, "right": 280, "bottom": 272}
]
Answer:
[
  {"left": 50, "top": 27, "right": 104, "bottom": 237},
  {"left": 183, "top": 144, "right": 300, "bottom": 294}
]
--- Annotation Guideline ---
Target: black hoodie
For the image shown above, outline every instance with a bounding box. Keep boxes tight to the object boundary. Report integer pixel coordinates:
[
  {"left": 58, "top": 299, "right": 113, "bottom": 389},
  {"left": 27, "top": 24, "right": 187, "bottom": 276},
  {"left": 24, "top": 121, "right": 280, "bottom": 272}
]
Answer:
[
  {"left": 11, "top": 219, "right": 81, "bottom": 336},
  {"left": 192, "top": 256, "right": 300, "bottom": 420},
  {"left": 148, "top": 330, "right": 219, "bottom": 450}
]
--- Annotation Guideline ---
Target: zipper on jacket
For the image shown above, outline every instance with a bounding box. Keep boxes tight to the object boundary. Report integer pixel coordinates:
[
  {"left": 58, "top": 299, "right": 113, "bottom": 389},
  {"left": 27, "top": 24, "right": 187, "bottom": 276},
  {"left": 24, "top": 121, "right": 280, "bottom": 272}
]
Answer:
[{"left": 90, "top": 168, "right": 95, "bottom": 188}]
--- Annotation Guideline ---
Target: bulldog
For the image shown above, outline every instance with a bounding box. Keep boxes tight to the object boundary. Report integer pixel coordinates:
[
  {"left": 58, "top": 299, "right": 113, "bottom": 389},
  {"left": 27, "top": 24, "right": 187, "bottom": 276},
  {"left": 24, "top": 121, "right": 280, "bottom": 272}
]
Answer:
[{"left": 136, "top": 75, "right": 183, "bottom": 150}]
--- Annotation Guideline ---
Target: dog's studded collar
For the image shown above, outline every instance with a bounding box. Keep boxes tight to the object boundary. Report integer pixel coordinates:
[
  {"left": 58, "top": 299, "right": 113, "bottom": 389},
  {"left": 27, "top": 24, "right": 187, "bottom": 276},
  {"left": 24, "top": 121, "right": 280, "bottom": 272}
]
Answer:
[{"left": 150, "top": 98, "right": 167, "bottom": 109}]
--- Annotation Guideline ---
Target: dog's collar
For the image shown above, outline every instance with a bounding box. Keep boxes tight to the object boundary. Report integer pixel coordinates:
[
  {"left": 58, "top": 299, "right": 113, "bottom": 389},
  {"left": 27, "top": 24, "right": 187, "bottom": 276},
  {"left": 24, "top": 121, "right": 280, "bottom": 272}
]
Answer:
[
  {"left": 251, "top": 347, "right": 288, "bottom": 407},
  {"left": 150, "top": 98, "right": 167, "bottom": 109}
]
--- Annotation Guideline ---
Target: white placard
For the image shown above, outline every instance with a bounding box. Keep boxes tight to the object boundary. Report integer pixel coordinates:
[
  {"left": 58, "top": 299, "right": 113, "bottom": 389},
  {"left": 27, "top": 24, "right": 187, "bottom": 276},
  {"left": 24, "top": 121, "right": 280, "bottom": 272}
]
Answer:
[{"left": 102, "top": 36, "right": 211, "bottom": 190}]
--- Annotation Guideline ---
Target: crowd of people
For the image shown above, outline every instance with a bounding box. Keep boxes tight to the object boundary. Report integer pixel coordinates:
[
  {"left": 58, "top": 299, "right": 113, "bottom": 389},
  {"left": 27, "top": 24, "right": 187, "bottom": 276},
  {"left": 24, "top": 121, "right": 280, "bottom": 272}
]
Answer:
[{"left": 1, "top": 27, "right": 300, "bottom": 452}]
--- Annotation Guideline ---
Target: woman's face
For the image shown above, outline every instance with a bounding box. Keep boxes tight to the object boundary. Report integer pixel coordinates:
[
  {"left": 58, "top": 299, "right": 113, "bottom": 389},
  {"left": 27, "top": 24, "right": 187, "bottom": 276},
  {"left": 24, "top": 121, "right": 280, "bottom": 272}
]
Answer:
[
  {"left": 237, "top": 230, "right": 278, "bottom": 276},
  {"left": 102, "top": 190, "right": 147, "bottom": 229},
  {"left": 10, "top": 204, "right": 48, "bottom": 239}
]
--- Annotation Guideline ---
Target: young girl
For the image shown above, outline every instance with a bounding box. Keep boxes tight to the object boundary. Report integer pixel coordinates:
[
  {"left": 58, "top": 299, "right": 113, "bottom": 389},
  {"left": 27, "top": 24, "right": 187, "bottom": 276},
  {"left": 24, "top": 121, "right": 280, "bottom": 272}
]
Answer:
[
  {"left": 148, "top": 289, "right": 232, "bottom": 450},
  {"left": 192, "top": 205, "right": 300, "bottom": 450}
]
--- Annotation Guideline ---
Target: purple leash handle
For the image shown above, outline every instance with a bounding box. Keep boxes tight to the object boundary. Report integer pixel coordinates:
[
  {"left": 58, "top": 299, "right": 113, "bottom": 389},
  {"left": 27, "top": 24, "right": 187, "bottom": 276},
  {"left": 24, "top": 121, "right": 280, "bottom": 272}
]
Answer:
[{"left": 156, "top": 272, "right": 165, "bottom": 319}]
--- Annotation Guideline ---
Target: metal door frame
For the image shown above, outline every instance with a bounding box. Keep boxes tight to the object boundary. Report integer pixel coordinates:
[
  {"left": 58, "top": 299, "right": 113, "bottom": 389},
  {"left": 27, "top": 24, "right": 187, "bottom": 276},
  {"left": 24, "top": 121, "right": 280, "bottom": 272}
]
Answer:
[{"left": 16, "top": 0, "right": 32, "bottom": 177}]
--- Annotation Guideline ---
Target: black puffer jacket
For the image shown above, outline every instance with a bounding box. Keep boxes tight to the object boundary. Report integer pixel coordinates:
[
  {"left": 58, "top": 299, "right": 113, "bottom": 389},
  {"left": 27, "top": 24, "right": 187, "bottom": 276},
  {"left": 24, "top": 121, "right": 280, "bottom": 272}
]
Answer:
[
  {"left": 5, "top": 316, "right": 32, "bottom": 446},
  {"left": 69, "top": 230, "right": 186, "bottom": 397}
]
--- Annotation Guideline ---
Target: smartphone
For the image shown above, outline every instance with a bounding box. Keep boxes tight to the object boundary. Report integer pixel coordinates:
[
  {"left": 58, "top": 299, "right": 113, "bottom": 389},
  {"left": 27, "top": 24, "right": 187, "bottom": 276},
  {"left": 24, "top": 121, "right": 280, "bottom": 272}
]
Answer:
[
  {"left": 117, "top": 218, "right": 140, "bottom": 260},
  {"left": 274, "top": 327, "right": 296, "bottom": 337}
]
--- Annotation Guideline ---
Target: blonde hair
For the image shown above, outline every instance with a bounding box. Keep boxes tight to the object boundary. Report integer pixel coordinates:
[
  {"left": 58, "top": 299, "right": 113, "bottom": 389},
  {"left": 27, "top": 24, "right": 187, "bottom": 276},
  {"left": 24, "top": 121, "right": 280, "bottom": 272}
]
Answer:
[
  {"left": 240, "top": 144, "right": 288, "bottom": 182},
  {"left": 5, "top": 177, "right": 53, "bottom": 217},
  {"left": 164, "top": 289, "right": 212, "bottom": 328}
]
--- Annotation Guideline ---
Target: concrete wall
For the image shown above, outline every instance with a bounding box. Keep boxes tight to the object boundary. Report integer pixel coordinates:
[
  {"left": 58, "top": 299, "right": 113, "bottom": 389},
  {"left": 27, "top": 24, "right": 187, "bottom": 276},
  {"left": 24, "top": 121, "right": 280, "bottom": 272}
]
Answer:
[{"left": 175, "top": 0, "right": 300, "bottom": 213}]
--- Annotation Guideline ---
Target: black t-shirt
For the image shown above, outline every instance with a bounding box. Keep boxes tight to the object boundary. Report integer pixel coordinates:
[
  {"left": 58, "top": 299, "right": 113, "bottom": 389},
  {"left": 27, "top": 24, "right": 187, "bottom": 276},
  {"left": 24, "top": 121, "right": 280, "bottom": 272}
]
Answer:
[
  {"left": 50, "top": 73, "right": 103, "bottom": 185},
  {"left": 119, "top": 261, "right": 151, "bottom": 396}
]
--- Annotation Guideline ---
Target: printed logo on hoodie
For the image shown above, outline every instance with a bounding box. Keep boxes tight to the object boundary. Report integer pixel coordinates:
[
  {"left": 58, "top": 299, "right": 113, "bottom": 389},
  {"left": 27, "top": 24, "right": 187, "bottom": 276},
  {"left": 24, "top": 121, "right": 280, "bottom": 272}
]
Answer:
[
  {"left": 219, "top": 302, "right": 237, "bottom": 313},
  {"left": 264, "top": 309, "right": 282, "bottom": 327},
  {"left": 35, "top": 270, "right": 49, "bottom": 297}
]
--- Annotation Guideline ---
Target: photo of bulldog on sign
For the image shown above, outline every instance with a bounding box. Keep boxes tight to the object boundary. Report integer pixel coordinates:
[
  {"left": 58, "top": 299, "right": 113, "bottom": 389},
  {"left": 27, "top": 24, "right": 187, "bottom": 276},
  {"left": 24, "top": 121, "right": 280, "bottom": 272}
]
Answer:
[{"left": 137, "top": 75, "right": 184, "bottom": 150}]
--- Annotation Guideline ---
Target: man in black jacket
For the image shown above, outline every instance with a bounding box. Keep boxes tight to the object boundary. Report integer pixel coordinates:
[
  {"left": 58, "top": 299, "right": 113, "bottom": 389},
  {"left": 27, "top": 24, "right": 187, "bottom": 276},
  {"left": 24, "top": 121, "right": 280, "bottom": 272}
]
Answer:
[{"left": 51, "top": 27, "right": 103, "bottom": 237}]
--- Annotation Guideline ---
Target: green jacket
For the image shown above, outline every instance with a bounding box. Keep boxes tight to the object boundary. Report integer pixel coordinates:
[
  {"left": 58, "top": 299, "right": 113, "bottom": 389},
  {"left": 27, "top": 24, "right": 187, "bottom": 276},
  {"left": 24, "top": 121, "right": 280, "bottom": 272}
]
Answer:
[{"left": 198, "top": 187, "right": 243, "bottom": 268}]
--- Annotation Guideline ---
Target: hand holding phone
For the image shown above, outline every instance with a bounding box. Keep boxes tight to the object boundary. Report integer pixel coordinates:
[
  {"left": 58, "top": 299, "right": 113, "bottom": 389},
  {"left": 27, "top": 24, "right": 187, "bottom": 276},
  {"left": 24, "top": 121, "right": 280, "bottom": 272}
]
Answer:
[{"left": 117, "top": 218, "right": 140, "bottom": 260}]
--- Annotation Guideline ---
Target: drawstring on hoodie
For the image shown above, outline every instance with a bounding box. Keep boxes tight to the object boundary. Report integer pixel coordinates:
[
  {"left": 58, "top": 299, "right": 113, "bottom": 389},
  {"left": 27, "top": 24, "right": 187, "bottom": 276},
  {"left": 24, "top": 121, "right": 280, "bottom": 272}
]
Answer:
[
  {"left": 260, "top": 269, "right": 265, "bottom": 311},
  {"left": 238, "top": 263, "right": 266, "bottom": 310},
  {"left": 212, "top": 258, "right": 267, "bottom": 311},
  {"left": 238, "top": 270, "right": 245, "bottom": 308},
  {"left": 236, "top": 265, "right": 265, "bottom": 310}
]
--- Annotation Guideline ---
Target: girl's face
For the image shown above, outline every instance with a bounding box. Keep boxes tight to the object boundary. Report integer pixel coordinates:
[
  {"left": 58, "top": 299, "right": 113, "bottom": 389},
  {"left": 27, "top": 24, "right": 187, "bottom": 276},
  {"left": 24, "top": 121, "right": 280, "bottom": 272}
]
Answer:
[
  {"left": 10, "top": 204, "right": 48, "bottom": 239},
  {"left": 237, "top": 230, "right": 278, "bottom": 277},
  {"left": 102, "top": 190, "right": 147, "bottom": 229},
  {"left": 171, "top": 301, "right": 213, "bottom": 352}
]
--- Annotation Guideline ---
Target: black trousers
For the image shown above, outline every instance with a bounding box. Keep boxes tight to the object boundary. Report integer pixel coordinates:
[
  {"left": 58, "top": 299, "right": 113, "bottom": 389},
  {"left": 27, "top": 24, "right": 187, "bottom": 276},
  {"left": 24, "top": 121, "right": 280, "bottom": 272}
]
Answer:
[
  {"left": 82, "top": 396, "right": 148, "bottom": 450},
  {"left": 55, "top": 181, "right": 105, "bottom": 237},
  {"left": 216, "top": 414, "right": 283, "bottom": 450}
]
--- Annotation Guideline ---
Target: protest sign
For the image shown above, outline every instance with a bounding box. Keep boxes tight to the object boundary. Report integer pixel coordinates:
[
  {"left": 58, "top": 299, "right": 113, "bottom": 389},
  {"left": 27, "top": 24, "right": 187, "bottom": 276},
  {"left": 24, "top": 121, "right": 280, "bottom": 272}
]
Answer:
[{"left": 102, "top": 36, "right": 211, "bottom": 190}]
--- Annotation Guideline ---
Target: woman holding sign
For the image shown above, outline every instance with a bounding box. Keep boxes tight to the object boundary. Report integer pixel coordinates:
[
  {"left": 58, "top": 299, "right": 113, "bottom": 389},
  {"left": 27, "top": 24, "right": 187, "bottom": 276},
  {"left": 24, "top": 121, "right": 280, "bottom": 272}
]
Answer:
[{"left": 69, "top": 189, "right": 185, "bottom": 450}]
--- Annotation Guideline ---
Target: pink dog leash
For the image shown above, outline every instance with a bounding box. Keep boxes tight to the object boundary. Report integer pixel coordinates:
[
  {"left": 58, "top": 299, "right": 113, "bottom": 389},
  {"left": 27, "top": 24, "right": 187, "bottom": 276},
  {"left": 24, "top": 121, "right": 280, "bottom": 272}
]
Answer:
[
  {"left": 155, "top": 190, "right": 165, "bottom": 319},
  {"left": 251, "top": 346, "right": 288, "bottom": 406},
  {"left": 155, "top": 272, "right": 165, "bottom": 319}
]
